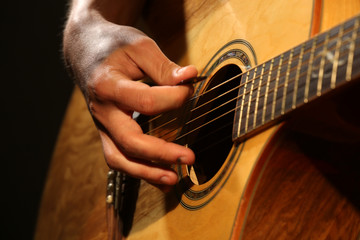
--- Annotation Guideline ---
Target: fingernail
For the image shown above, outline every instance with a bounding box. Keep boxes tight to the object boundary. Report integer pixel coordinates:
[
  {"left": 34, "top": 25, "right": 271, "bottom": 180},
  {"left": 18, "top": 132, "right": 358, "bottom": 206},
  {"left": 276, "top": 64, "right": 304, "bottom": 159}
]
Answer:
[
  {"left": 176, "top": 67, "right": 186, "bottom": 76},
  {"left": 177, "top": 157, "right": 186, "bottom": 165},
  {"left": 160, "top": 176, "right": 170, "bottom": 184}
]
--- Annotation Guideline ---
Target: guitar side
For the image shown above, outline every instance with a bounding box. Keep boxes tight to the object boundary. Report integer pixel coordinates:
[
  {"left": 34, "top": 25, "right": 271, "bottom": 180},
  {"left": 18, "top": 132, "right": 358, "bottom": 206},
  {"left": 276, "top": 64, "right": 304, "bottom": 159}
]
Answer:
[{"left": 35, "top": 0, "right": 360, "bottom": 239}]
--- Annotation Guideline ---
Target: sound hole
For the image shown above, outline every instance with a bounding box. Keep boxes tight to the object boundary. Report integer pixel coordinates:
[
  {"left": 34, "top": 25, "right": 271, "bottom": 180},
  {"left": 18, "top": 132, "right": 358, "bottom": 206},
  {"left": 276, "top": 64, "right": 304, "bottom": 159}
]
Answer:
[{"left": 185, "top": 64, "right": 241, "bottom": 184}]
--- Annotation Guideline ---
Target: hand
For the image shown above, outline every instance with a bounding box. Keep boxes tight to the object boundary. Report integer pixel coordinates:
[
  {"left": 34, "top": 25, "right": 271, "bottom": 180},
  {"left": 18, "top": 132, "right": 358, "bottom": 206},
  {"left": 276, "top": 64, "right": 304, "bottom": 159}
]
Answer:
[{"left": 63, "top": 10, "right": 197, "bottom": 190}]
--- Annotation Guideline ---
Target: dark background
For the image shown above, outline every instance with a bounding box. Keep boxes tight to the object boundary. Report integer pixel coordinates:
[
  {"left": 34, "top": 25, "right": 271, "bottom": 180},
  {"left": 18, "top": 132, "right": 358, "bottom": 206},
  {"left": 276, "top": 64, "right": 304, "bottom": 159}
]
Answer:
[{"left": 2, "top": 1, "right": 73, "bottom": 239}]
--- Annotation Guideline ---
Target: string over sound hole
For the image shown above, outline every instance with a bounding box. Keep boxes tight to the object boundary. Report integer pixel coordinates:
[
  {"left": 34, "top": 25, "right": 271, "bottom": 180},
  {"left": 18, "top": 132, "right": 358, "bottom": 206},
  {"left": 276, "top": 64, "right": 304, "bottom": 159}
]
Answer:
[{"left": 183, "top": 64, "right": 242, "bottom": 184}]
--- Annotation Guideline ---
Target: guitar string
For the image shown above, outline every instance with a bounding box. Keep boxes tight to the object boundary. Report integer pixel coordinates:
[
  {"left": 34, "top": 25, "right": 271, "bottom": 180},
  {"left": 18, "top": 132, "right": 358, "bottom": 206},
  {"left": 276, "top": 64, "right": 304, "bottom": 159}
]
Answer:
[
  {"left": 139, "top": 20, "right": 359, "bottom": 143},
  {"left": 143, "top": 47, "right": 309, "bottom": 136},
  {"left": 141, "top": 22, "right": 356, "bottom": 135},
  {"left": 144, "top": 29, "right": 359, "bottom": 144},
  {"left": 193, "top": 126, "right": 233, "bottom": 155},
  {"left": 163, "top": 48, "right": 356, "bottom": 142},
  {"left": 155, "top": 45, "right": 358, "bottom": 144},
  {"left": 172, "top": 42, "right": 359, "bottom": 144},
  {"left": 149, "top": 37, "right": 359, "bottom": 144},
  {"left": 164, "top": 63, "right": 316, "bottom": 142}
]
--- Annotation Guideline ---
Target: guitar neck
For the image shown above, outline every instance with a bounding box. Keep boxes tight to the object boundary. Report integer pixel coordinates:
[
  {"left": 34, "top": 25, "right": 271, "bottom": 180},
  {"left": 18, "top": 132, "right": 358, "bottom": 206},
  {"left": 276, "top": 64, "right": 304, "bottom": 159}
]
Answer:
[{"left": 233, "top": 14, "right": 360, "bottom": 142}]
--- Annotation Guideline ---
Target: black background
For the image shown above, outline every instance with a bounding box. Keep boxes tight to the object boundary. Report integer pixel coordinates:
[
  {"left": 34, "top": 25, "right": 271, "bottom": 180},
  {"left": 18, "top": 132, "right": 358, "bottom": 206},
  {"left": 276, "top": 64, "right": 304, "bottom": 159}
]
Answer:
[{"left": 2, "top": 1, "right": 73, "bottom": 239}]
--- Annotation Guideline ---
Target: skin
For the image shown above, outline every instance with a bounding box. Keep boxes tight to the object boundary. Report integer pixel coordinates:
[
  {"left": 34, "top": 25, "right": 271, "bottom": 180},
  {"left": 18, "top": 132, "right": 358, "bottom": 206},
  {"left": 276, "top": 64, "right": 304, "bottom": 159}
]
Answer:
[{"left": 63, "top": 0, "right": 197, "bottom": 191}]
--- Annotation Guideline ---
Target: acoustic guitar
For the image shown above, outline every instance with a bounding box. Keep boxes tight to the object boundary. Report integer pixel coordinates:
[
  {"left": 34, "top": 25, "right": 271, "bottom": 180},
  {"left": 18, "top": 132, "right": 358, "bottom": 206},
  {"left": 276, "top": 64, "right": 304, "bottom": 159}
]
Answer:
[{"left": 36, "top": 0, "right": 360, "bottom": 239}]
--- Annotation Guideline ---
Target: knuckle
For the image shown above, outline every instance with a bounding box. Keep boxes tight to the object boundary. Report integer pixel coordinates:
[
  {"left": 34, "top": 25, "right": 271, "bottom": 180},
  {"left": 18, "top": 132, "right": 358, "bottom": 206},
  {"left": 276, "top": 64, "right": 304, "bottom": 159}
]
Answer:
[
  {"left": 86, "top": 79, "right": 103, "bottom": 101},
  {"left": 137, "top": 93, "right": 156, "bottom": 115},
  {"left": 134, "top": 168, "right": 151, "bottom": 180},
  {"left": 158, "top": 60, "right": 177, "bottom": 85},
  {"left": 118, "top": 134, "right": 142, "bottom": 159},
  {"left": 119, "top": 136, "right": 134, "bottom": 154},
  {"left": 126, "top": 34, "right": 155, "bottom": 53},
  {"left": 87, "top": 64, "right": 113, "bottom": 101},
  {"left": 104, "top": 149, "right": 118, "bottom": 170},
  {"left": 89, "top": 73, "right": 106, "bottom": 97},
  {"left": 134, "top": 35, "right": 156, "bottom": 48}
]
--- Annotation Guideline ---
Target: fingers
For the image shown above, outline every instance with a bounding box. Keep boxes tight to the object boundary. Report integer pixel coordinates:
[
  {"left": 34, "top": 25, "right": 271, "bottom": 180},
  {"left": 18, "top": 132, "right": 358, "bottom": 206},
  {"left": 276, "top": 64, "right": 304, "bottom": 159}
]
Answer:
[
  {"left": 86, "top": 31, "right": 199, "bottom": 189},
  {"left": 124, "top": 37, "right": 198, "bottom": 86},
  {"left": 99, "top": 130, "right": 179, "bottom": 185},
  {"left": 91, "top": 72, "right": 194, "bottom": 115},
  {"left": 91, "top": 101, "right": 195, "bottom": 166},
  {"left": 90, "top": 37, "right": 198, "bottom": 115},
  {"left": 95, "top": 106, "right": 195, "bottom": 186},
  {"left": 105, "top": 79, "right": 194, "bottom": 115}
]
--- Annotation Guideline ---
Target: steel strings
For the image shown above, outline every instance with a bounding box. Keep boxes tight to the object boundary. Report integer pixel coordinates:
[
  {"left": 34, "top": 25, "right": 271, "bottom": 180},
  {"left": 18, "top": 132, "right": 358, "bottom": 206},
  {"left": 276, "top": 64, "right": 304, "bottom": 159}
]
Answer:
[{"left": 139, "top": 17, "right": 359, "bottom": 147}]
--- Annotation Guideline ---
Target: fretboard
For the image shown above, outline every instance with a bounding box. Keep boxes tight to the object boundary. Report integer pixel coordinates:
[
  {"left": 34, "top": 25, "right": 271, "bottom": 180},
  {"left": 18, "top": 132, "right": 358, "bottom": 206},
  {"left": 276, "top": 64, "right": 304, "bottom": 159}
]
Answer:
[{"left": 232, "top": 14, "right": 360, "bottom": 142}]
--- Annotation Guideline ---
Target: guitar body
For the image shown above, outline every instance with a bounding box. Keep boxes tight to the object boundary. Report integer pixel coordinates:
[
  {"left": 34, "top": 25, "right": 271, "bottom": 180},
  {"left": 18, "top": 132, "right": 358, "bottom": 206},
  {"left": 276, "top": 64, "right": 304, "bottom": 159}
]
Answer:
[{"left": 35, "top": 0, "right": 360, "bottom": 239}]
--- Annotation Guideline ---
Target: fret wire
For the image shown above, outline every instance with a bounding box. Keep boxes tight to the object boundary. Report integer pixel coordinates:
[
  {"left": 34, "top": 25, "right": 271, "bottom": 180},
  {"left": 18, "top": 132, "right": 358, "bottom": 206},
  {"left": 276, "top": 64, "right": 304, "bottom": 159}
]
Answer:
[
  {"left": 176, "top": 44, "right": 357, "bottom": 142},
  {"left": 192, "top": 29, "right": 348, "bottom": 116},
  {"left": 239, "top": 67, "right": 272, "bottom": 99},
  {"left": 262, "top": 65, "right": 310, "bottom": 109},
  {"left": 330, "top": 23, "right": 345, "bottom": 89},
  {"left": 262, "top": 59, "right": 274, "bottom": 124},
  {"left": 231, "top": 33, "right": 352, "bottom": 126},
  {"left": 144, "top": 17, "right": 360, "bottom": 140},
  {"left": 253, "top": 63, "right": 265, "bottom": 128},
  {"left": 292, "top": 43, "right": 305, "bottom": 109},
  {"left": 234, "top": 30, "right": 353, "bottom": 119},
  {"left": 154, "top": 37, "right": 352, "bottom": 140},
  {"left": 304, "top": 36, "right": 318, "bottom": 103},
  {"left": 346, "top": 17, "right": 359, "bottom": 81},
  {"left": 246, "top": 48, "right": 315, "bottom": 107},
  {"left": 160, "top": 62, "right": 359, "bottom": 143},
  {"left": 255, "top": 62, "right": 271, "bottom": 126},
  {"left": 333, "top": 31, "right": 355, "bottom": 86},
  {"left": 317, "top": 31, "right": 331, "bottom": 96},
  {"left": 245, "top": 68, "right": 257, "bottom": 133},
  {"left": 224, "top": 26, "right": 358, "bottom": 139},
  {"left": 181, "top": 46, "right": 351, "bottom": 143},
  {"left": 219, "top": 44, "right": 338, "bottom": 138},
  {"left": 322, "top": 34, "right": 341, "bottom": 92},
  {"left": 281, "top": 49, "right": 293, "bottom": 115},
  {"left": 237, "top": 71, "right": 250, "bottom": 136},
  {"left": 151, "top": 29, "right": 344, "bottom": 135},
  {"left": 176, "top": 40, "right": 359, "bottom": 143},
  {"left": 150, "top": 19, "right": 357, "bottom": 121},
  {"left": 271, "top": 54, "right": 284, "bottom": 120},
  {"left": 196, "top": 67, "right": 272, "bottom": 135},
  {"left": 260, "top": 37, "right": 347, "bottom": 115},
  {"left": 262, "top": 54, "right": 322, "bottom": 117},
  {"left": 191, "top": 64, "right": 272, "bottom": 118}
]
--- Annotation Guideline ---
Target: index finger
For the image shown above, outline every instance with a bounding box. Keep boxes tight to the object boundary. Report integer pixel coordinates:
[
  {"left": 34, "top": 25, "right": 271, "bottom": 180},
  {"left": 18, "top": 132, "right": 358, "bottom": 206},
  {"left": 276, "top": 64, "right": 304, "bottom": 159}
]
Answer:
[
  {"left": 124, "top": 37, "right": 198, "bottom": 86},
  {"left": 98, "top": 76, "right": 194, "bottom": 115}
]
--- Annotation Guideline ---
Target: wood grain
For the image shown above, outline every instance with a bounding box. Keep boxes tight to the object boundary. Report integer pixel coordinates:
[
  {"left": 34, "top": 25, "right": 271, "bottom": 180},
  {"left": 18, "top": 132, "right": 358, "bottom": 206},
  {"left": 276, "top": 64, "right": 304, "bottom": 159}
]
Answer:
[
  {"left": 35, "top": 0, "right": 360, "bottom": 239},
  {"left": 35, "top": 87, "right": 108, "bottom": 240},
  {"left": 240, "top": 129, "right": 360, "bottom": 239}
]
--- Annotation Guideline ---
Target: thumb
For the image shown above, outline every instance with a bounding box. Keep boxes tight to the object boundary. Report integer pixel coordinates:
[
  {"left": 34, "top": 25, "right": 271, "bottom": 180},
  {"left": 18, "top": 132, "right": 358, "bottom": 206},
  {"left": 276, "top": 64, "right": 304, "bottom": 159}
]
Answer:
[{"left": 125, "top": 37, "right": 198, "bottom": 85}]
